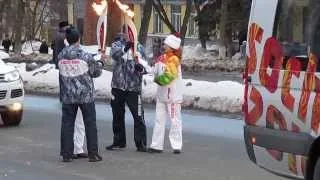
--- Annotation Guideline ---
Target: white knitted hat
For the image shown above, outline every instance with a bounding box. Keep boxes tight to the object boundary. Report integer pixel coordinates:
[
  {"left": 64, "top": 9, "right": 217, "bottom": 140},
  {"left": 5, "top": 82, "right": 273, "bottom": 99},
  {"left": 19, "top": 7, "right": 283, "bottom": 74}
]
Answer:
[{"left": 164, "top": 35, "right": 181, "bottom": 50}]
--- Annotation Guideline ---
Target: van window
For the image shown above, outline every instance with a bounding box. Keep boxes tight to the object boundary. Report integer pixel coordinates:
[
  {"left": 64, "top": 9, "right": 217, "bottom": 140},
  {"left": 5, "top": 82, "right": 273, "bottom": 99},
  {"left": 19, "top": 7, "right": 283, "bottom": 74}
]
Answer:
[{"left": 273, "top": 0, "right": 311, "bottom": 71}]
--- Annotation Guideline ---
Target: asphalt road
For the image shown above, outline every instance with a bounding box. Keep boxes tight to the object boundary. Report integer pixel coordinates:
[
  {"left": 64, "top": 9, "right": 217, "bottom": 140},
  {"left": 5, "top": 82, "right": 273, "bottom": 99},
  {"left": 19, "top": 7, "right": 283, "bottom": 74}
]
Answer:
[{"left": 0, "top": 96, "right": 286, "bottom": 180}]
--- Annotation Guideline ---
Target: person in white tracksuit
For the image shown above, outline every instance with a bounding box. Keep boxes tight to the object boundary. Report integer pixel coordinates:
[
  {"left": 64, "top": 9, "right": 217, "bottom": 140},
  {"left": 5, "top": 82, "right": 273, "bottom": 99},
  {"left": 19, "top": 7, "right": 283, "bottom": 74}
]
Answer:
[
  {"left": 148, "top": 34, "right": 183, "bottom": 154},
  {"left": 73, "top": 111, "right": 87, "bottom": 158}
]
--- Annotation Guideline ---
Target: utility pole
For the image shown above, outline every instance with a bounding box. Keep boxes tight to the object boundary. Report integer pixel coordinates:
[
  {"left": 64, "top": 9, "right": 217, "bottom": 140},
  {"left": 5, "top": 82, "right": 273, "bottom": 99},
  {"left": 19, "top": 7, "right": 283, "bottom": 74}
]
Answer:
[{"left": 68, "top": 0, "right": 74, "bottom": 25}]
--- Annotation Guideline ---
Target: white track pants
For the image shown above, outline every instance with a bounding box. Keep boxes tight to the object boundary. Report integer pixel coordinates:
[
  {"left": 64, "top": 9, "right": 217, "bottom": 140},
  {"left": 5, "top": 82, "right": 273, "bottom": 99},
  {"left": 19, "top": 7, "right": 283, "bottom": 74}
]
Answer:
[
  {"left": 74, "top": 110, "right": 86, "bottom": 154},
  {"left": 150, "top": 102, "right": 182, "bottom": 150}
]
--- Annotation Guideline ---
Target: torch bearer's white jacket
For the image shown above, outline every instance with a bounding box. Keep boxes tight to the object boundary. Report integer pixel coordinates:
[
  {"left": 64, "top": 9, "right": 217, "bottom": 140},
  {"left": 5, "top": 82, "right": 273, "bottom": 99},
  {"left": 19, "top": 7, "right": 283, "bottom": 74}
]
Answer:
[{"left": 152, "top": 53, "right": 183, "bottom": 103}]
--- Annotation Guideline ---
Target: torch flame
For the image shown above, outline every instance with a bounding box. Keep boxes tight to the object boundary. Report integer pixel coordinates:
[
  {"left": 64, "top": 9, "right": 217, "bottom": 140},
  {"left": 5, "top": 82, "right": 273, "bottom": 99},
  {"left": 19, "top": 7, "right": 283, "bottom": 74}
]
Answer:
[
  {"left": 113, "top": 0, "right": 135, "bottom": 18},
  {"left": 92, "top": 0, "right": 108, "bottom": 16}
]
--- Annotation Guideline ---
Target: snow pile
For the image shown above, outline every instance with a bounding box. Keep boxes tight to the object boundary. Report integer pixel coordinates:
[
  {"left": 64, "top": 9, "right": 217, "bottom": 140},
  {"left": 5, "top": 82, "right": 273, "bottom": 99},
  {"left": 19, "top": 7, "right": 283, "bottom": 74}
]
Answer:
[
  {"left": 183, "top": 44, "right": 219, "bottom": 60},
  {"left": 182, "top": 58, "right": 245, "bottom": 72},
  {"left": 232, "top": 52, "right": 243, "bottom": 61},
  {"left": 5, "top": 42, "right": 246, "bottom": 73},
  {"left": 7, "top": 53, "right": 52, "bottom": 63},
  {"left": 21, "top": 41, "right": 42, "bottom": 55},
  {"left": 7, "top": 63, "right": 244, "bottom": 113},
  {"left": 182, "top": 44, "right": 245, "bottom": 72},
  {"left": 180, "top": 80, "right": 243, "bottom": 113},
  {"left": 0, "top": 51, "right": 9, "bottom": 59}
]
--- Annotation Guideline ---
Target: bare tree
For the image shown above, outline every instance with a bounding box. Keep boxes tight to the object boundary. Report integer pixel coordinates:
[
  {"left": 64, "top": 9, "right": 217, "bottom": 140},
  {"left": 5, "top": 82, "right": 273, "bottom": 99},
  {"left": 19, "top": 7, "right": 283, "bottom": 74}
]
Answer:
[
  {"left": 180, "top": 0, "right": 193, "bottom": 46},
  {"left": 152, "top": 0, "right": 176, "bottom": 33},
  {"left": 26, "top": 0, "right": 50, "bottom": 40},
  {"left": 3, "top": 0, "right": 66, "bottom": 53},
  {"left": 138, "top": 0, "right": 153, "bottom": 46},
  {"left": 152, "top": 0, "right": 193, "bottom": 46},
  {"left": 206, "top": 0, "right": 248, "bottom": 58}
]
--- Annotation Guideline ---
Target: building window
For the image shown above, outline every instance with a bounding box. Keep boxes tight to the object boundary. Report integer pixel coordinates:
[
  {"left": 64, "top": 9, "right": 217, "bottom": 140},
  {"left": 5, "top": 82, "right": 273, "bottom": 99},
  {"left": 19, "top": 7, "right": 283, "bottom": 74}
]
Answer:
[
  {"left": 171, "top": 5, "right": 181, "bottom": 32},
  {"left": 153, "top": 9, "right": 163, "bottom": 33},
  {"left": 188, "top": 9, "right": 198, "bottom": 36}
]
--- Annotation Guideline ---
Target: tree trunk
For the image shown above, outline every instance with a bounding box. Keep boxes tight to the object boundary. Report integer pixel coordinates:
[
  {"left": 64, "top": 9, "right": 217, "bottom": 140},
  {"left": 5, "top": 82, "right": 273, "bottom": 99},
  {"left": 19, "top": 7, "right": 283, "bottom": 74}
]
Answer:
[
  {"left": 138, "top": 0, "right": 152, "bottom": 46},
  {"left": 219, "top": 0, "right": 233, "bottom": 59},
  {"left": 14, "top": 0, "right": 25, "bottom": 54},
  {"left": 0, "top": 0, "right": 10, "bottom": 39},
  {"left": 193, "top": 0, "right": 206, "bottom": 49},
  {"left": 180, "top": 0, "right": 192, "bottom": 46},
  {"left": 200, "top": 39, "right": 207, "bottom": 49}
]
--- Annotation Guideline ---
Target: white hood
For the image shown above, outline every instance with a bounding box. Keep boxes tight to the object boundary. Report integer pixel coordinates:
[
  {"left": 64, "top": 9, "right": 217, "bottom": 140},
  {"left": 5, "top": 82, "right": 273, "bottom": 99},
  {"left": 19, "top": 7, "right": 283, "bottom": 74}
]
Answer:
[{"left": 0, "top": 59, "right": 16, "bottom": 74}]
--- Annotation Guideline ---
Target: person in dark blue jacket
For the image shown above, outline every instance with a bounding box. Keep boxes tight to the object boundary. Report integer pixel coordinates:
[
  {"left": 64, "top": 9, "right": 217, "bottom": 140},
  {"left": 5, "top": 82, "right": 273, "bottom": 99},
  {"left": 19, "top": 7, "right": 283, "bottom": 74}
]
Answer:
[
  {"left": 58, "top": 27, "right": 103, "bottom": 162},
  {"left": 105, "top": 32, "right": 147, "bottom": 152}
]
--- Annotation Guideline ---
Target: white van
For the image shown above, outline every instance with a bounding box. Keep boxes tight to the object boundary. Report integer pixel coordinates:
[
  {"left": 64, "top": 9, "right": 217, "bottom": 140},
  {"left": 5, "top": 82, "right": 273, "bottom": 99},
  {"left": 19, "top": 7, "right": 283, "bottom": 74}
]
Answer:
[
  {"left": 0, "top": 58, "right": 24, "bottom": 126},
  {"left": 243, "top": 0, "right": 320, "bottom": 179}
]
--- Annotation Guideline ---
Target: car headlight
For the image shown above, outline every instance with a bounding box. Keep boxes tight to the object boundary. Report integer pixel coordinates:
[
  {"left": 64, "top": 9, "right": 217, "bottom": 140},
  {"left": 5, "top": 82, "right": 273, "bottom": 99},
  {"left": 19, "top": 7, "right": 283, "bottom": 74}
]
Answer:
[
  {"left": 10, "top": 103, "right": 23, "bottom": 111},
  {"left": 4, "top": 70, "right": 20, "bottom": 82}
]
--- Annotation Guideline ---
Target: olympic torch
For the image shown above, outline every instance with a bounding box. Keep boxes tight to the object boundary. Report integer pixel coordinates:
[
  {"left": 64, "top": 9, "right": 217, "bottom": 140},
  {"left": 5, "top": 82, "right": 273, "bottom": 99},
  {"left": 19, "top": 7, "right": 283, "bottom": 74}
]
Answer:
[
  {"left": 92, "top": 0, "right": 108, "bottom": 54},
  {"left": 113, "top": 0, "right": 138, "bottom": 59}
]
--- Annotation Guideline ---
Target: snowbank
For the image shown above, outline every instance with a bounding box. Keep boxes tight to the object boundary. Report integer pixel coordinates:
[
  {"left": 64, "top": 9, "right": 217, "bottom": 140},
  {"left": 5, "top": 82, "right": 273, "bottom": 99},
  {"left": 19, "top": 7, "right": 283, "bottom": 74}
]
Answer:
[
  {"left": 7, "top": 63, "right": 244, "bottom": 113},
  {"left": 0, "top": 51, "right": 9, "bottom": 59},
  {"left": 182, "top": 44, "right": 245, "bottom": 72},
  {"left": 183, "top": 44, "right": 219, "bottom": 60},
  {"left": 182, "top": 58, "right": 245, "bottom": 72},
  {"left": 21, "top": 41, "right": 42, "bottom": 55},
  {"left": 6, "top": 42, "right": 246, "bottom": 72},
  {"left": 21, "top": 40, "right": 53, "bottom": 55}
]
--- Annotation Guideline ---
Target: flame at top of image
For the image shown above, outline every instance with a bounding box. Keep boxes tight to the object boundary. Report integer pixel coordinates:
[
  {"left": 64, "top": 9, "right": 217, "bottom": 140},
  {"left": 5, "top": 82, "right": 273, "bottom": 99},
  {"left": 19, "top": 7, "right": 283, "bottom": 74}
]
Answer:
[
  {"left": 92, "top": 0, "right": 108, "bottom": 16},
  {"left": 113, "top": 0, "right": 134, "bottom": 18}
]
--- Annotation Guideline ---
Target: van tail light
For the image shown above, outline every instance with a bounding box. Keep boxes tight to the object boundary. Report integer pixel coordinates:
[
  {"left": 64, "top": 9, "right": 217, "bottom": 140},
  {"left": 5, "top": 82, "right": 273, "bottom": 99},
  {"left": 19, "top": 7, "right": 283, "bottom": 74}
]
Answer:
[{"left": 251, "top": 136, "right": 256, "bottom": 144}]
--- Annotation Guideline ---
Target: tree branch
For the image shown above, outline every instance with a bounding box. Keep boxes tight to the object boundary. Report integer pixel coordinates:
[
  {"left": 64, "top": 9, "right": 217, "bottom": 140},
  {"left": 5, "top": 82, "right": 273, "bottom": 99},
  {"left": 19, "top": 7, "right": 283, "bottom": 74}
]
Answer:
[
  {"left": 34, "top": 0, "right": 49, "bottom": 39},
  {"left": 193, "top": 0, "right": 200, "bottom": 15},
  {"left": 138, "top": 0, "right": 153, "bottom": 45},
  {"left": 152, "top": 0, "right": 176, "bottom": 33},
  {"left": 180, "top": 0, "right": 193, "bottom": 46}
]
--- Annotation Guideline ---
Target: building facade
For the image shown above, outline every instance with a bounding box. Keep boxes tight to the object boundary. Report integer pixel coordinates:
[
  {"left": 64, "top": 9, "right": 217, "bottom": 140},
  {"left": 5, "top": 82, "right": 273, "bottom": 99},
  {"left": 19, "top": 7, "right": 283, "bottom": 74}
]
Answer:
[{"left": 124, "top": 0, "right": 198, "bottom": 37}]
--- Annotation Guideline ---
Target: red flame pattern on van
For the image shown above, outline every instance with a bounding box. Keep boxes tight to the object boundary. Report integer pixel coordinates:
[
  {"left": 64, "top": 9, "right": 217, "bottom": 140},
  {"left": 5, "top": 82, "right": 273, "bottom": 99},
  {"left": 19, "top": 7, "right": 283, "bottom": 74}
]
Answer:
[
  {"left": 259, "top": 38, "right": 283, "bottom": 93},
  {"left": 248, "top": 23, "right": 264, "bottom": 74},
  {"left": 247, "top": 87, "right": 263, "bottom": 125},
  {"left": 245, "top": 22, "right": 320, "bottom": 176},
  {"left": 298, "top": 54, "right": 318, "bottom": 122},
  {"left": 281, "top": 58, "right": 301, "bottom": 112},
  {"left": 266, "top": 105, "right": 286, "bottom": 161}
]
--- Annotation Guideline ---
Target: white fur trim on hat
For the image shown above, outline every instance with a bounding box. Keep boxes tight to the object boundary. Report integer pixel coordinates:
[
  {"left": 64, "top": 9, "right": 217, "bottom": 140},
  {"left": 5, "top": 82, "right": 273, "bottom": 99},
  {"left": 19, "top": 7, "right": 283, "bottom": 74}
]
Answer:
[{"left": 164, "top": 35, "right": 181, "bottom": 50}]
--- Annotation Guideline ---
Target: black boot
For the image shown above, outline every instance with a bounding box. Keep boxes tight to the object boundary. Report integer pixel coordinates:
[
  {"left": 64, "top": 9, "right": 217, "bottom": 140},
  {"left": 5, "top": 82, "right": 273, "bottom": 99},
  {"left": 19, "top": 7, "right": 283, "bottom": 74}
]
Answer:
[
  {"left": 72, "top": 153, "right": 88, "bottom": 159},
  {"left": 62, "top": 156, "right": 73, "bottom": 163},
  {"left": 137, "top": 146, "right": 147, "bottom": 152},
  {"left": 106, "top": 144, "right": 126, "bottom": 151},
  {"left": 147, "top": 148, "right": 163, "bottom": 153},
  {"left": 89, "top": 154, "right": 102, "bottom": 162}
]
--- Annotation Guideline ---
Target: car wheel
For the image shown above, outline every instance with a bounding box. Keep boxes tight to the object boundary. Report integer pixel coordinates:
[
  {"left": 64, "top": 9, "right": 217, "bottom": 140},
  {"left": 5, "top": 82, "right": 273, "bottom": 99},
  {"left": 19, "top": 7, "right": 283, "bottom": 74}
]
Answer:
[
  {"left": 314, "top": 157, "right": 320, "bottom": 180},
  {"left": 1, "top": 109, "right": 23, "bottom": 126}
]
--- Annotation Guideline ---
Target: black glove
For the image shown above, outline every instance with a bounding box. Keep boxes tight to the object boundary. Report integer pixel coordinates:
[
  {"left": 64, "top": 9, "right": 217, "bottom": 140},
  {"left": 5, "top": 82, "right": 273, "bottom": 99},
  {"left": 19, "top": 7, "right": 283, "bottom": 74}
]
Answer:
[
  {"left": 95, "top": 60, "right": 104, "bottom": 69},
  {"left": 134, "top": 63, "right": 145, "bottom": 74},
  {"left": 124, "top": 41, "right": 134, "bottom": 52}
]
